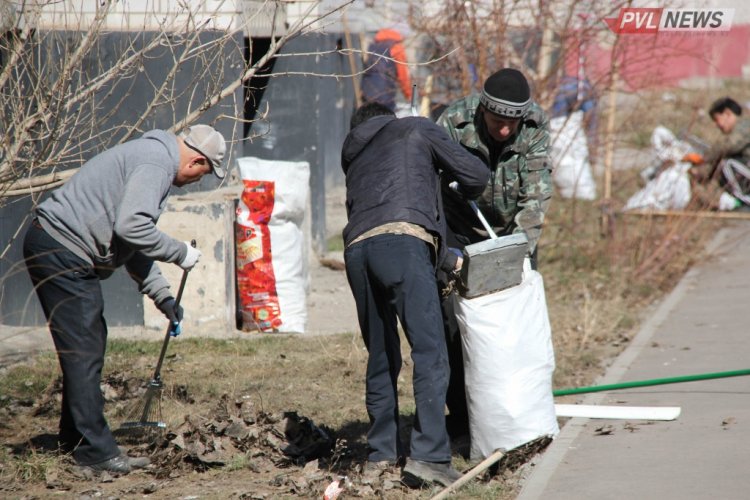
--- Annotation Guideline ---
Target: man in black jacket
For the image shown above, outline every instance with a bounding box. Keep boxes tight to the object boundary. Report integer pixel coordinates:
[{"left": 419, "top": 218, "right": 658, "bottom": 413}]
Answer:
[{"left": 341, "top": 102, "right": 489, "bottom": 488}]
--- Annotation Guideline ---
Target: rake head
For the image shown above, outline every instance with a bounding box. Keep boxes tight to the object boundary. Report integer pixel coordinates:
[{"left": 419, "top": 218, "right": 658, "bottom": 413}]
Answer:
[{"left": 116, "top": 379, "right": 166, "bottom": 440}]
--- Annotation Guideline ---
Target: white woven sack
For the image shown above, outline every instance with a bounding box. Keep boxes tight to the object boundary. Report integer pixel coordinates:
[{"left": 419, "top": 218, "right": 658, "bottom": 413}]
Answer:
[
  {"left": 625, "top": 126, "right": 695, "bottom": 211},
  {"left": 454, "top": 269, "right": 559, "bottom": 459},
  {"left": 624, "top": 161, "right": 692, "bottom": 211},
  {"left": 549, "top": 111, "right": 597, "bottom": 200},
  {"left": 237, "top": 157, "right": 310, "bottom": 333}
]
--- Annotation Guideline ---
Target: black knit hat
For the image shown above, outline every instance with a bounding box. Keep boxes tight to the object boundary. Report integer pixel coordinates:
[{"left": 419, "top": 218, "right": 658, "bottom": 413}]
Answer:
[{"left": 480, "top": 68, "right": 531, "bottom": 118}]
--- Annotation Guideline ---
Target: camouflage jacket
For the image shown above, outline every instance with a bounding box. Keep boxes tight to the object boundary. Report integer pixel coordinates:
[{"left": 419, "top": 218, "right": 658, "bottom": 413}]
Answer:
[
  {"left": 703, "top": 117, "right": 750, "bottom": 167},
  {"left": 436, "top": 94, "right": 553, "bottom": 253}
]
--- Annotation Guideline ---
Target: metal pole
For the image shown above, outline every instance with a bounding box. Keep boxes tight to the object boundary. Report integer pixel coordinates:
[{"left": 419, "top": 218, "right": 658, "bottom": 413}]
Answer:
[
  {"left": 410, "top": 84, "right": 418, "bottom": 117},
  {"left": 553, "top": 368, "right": 750, "bottom": 397},
  {"left": 152, "top": 240, "right": 195, "bottom": 382}
]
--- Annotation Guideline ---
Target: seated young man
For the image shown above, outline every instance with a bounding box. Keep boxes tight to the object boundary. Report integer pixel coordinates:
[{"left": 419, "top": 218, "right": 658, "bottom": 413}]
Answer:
[{"left": 689, "top": 97, "right": 750, "bottom": 210}]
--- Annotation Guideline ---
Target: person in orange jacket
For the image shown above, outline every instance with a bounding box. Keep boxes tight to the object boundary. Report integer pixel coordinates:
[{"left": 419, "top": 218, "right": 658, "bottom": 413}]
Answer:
[{"left": 360, "top": 29, "right": 412, "bottom": 112}]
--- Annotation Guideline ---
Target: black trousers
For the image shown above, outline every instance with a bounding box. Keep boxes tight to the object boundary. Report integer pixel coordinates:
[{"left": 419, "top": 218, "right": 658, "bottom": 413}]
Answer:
[
  {"left": 23, "top": 222, "right": 120, "bottom": 466},
  {"left": 345, "top": 234, "right": 451, "bottom": 463}
]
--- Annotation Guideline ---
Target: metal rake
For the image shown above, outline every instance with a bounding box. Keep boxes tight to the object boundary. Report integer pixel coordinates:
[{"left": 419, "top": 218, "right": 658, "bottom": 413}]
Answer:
[{"left": 118, "top": 241, "right": 194, "bottom": 435}]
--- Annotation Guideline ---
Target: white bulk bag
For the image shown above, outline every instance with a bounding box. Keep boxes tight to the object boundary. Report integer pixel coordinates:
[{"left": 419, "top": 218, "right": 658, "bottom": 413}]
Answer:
[
  {"left": 236, "top": 157, "right": 310, "bottom": 333},
  {"left": 549, "top": 110, "right": 597, "bottom": 200},
  {"left": 454, "top": 269, "right": 559, "bottom": 459}
]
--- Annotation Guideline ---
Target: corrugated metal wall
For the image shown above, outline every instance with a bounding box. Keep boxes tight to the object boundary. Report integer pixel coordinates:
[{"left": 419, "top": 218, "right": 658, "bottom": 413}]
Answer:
[{"left": 242, "top": 32, "right": 359, "bottom": 256}]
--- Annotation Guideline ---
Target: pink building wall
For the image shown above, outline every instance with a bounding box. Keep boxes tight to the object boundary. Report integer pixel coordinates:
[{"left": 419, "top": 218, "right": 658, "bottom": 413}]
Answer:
[{"left": 566, "top": 24, "right": 750, "bottom": 90}]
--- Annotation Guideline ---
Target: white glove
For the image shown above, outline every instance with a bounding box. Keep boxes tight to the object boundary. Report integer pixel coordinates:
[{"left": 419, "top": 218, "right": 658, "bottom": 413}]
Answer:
[
  {"left": 718, "top": 192, "right": 739, "bottom": 211},
  {"left": 178, "top": 241, "right": 202, "bottom": 270}
]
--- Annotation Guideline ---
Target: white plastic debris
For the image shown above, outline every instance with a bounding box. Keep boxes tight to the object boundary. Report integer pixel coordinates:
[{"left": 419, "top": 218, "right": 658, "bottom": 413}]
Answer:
[{"left": 323, "top": 477, "right": 346, "bottom": 499}]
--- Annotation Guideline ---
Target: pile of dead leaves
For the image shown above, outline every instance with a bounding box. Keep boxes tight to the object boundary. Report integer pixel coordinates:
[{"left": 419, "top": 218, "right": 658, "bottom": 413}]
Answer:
[
  {"left": 141, "top": 394, "right": 336, "bottom": 471},
  {"left": 122, "top": 394, "right": 405, "bottom": 497}
]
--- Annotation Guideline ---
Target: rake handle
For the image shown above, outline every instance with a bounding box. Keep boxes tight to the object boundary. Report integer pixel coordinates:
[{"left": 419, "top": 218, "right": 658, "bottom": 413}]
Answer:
[
  {"left": 430, "top": 449, "right": 505, "bottom": 500},
  {"left": 152, "top": 239, "right": 195, "bottom": 382}
]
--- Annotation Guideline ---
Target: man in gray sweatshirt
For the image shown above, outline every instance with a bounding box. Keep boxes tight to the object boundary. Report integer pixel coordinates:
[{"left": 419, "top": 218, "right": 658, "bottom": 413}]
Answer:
[{"left": 22, "top": 125, "right": 226, "bottom": 474}]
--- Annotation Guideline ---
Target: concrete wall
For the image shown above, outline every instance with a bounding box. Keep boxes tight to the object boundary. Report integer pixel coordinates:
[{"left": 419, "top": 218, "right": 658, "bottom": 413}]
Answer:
[{"left": 143, "top": 187, "right": 240, "bottom": 335}]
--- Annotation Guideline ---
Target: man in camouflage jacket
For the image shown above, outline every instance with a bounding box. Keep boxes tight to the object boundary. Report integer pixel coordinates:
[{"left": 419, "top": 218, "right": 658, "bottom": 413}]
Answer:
[
  {"left": 436, "top": 69, "right": 553, "bottom": 258},
  {"left": 435, "top": 68, "right": 553, "bottom": 444}
]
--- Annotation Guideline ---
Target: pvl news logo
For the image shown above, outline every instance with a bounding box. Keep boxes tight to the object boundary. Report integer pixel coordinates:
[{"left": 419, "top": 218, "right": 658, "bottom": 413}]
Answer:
[{"left": 604, "top": 7, "right": 735, "bottom": 34}]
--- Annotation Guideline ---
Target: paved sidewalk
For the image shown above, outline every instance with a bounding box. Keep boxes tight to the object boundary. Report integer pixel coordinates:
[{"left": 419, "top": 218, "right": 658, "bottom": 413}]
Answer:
[{"left": 518, "top": 222, "right": 750, "bottom": 500}]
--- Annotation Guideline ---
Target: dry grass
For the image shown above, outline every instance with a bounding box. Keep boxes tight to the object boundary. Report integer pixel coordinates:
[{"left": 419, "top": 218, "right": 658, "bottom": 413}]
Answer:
[{"left": 541, "top": 193, "right": 721, "bottom": 395}]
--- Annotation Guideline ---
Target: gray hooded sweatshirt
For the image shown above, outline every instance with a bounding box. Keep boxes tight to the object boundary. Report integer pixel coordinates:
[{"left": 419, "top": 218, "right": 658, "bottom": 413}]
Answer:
[{"left": 36, "top": 130, "right": 188, "bottom": 305}]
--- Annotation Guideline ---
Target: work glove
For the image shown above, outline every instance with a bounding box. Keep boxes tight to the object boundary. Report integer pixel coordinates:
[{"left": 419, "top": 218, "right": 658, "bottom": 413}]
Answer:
[
  {"left": 448, "top": 181, "right": 465, "bottom": 198},
  {"left": 178, "top": 241, "right": 202, "bottom": 270},
  {"left": 682, "top": 152, "right": 704, "bottom": 165},
  {"left": 449, "top": 248, "right": 463, "bottom": 269},
  {"left": 157, "top": 297, "right": 184, "bottom": 336}
]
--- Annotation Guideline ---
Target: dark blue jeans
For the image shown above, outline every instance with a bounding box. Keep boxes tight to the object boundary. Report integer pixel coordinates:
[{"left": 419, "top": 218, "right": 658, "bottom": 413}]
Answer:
[
  {"left": 345, "top": 234, "right": 451, "bottom": 463},
  {"left": 23, "top": 222, "right": 120, "bottom": 466}
]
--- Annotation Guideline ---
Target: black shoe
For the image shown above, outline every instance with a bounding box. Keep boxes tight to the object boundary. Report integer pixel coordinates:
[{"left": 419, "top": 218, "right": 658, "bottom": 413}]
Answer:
[
  {"left": 87, "top": 454, "right": 132, "bottom": 474},
  {"left": 58, "top": 441, "right": 76, "bottom": 454},
  {"left": 402, "top": 458, "right": 462, "bottom": 488}
]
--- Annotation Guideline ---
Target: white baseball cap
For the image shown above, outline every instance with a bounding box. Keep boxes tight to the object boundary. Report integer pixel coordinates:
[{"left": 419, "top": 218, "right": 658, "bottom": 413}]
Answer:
[{"left": 180, "top": 124, "right": 227, "bottom": 179}]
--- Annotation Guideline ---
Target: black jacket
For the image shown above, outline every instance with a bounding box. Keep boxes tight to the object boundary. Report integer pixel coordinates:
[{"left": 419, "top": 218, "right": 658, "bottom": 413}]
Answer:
[{"left": 341, "top": 115, "right": 489, "bottom": 272}]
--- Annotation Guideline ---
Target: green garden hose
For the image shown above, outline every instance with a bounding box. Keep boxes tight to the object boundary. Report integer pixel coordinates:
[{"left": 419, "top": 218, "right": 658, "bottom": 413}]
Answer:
[{"left": 553, "top": 368, "right": 750, "bottom": 397}]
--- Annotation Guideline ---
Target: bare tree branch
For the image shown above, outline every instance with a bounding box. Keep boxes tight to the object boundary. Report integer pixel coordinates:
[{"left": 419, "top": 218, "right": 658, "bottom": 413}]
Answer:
[{"left": 1, "top": 0, "right": 357, "bottom": 197}]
